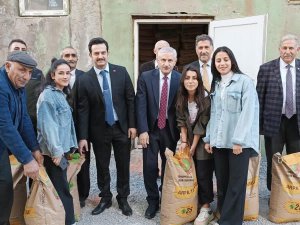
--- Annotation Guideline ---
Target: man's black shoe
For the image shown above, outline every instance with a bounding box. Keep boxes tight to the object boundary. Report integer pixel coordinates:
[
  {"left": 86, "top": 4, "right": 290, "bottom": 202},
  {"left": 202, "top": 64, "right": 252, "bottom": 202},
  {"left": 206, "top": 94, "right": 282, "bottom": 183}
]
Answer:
[
  {"left": 117, "top": 198, "right": 133, "bottom": 216},
  {"left": 91, "top": 200, "right": 112, "bottom": 215},
  {"left": 80, "top": 200, "right": 85, "bottom": 208},
  {"left": 145, "top": 203, "right": 159, "bottom": 219}
]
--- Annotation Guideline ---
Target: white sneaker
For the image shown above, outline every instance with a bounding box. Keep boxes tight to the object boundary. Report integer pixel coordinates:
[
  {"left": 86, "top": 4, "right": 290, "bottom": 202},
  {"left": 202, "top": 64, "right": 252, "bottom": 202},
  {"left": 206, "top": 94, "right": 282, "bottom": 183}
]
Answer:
[
  {"left": 208, "top": 219, "right": 219, "bottom": 225},
  {"left": 194, "top": 207, "right": 214, "bottom": 225}
]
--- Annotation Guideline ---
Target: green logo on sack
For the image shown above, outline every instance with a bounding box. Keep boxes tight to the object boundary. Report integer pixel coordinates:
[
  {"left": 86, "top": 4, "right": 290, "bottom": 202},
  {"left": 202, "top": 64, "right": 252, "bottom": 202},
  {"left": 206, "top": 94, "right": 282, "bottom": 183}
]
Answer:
[{"left": 285, "top": 201, "right": 300, "bottom": 214}]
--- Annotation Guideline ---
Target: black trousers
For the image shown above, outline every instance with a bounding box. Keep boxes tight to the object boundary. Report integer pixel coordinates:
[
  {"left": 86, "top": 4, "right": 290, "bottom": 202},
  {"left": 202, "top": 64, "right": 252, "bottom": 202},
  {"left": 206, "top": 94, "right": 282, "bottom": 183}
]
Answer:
[
  {"left": 143, "top": 122, "right": 177, "bottom": 205},
  {"left": 0, "top": 150, "right": 13, "bottom": 225},
  {"left": 264, "top": 115, "right": 300, "bottom": 190},
  {"left": 77, "top": 148, "right": 91, "bottom": 202},
  {"left": 93, "top": 122, "right": 131, "bottom": 201},
  {"left": 44, "top": 156, "right": 75, "bottom": 225},
  {"left": 195, "top": 158, "right": 214, "bottom": 205},
  {"left": 214, "top": 148, "right": 251, "bottom": 225}
]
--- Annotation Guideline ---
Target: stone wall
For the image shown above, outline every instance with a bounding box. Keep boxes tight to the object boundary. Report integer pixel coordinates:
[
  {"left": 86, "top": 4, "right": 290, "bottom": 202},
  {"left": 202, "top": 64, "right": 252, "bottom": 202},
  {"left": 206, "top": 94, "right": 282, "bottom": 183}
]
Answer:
[{"left": 0, "top": 0, "right": 101, "bottom": 73}]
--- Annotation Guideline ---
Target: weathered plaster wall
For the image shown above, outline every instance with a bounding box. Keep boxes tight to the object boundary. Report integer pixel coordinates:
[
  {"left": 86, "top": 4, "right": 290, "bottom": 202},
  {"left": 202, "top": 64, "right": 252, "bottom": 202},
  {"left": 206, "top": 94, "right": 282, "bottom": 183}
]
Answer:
[
  {"left": 101, "top": 0, "right": 300, "bottom": 77},
  {"left": 0, "top": 0, "right": 101, "bottom": 73}
]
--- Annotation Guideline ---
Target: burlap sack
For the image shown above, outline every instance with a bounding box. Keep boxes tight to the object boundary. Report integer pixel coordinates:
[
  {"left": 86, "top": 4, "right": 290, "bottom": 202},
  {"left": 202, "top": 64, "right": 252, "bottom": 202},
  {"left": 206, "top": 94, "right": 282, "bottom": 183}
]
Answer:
[
  {"left": 24, "top": 167, "right": 65, "bottom": 225},
  {"left": 9, "top": 155, "right": 24, "bottom": 189},
  {"left": 244, "top": 155, "right": 261, "bottom": 221},
  {"left": 67, "top": 153, "right": 85, "bottom": 222},
  {"left": 160, "top": 147, "right": 198, "bottom": 225},
  {"left": 9, "top": 176, "right": 27, "bottom": 225},
  {"left": 269, "top": 152, "right": 300, "bottom": 223}
]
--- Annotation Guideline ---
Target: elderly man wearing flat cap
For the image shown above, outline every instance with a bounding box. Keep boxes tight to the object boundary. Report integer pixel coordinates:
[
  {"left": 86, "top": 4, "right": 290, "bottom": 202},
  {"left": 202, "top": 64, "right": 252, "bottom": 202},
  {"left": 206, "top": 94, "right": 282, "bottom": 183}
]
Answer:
[{"left": 0, "top": 51, "right": 43, "bottom": 225}]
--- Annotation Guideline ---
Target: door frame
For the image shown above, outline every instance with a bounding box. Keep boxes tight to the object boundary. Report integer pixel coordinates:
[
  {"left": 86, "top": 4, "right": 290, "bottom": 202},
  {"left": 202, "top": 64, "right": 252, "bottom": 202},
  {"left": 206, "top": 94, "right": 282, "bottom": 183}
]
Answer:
[{"left": 132, "top": 15, "right": 214, "bottom": 88}]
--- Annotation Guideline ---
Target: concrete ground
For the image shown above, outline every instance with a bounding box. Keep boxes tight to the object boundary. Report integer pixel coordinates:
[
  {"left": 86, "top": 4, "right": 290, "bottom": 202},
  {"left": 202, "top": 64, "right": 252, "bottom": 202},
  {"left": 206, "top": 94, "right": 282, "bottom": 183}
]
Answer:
[{"left": 77, "top": 149, "right": 299, "bottom": 225}]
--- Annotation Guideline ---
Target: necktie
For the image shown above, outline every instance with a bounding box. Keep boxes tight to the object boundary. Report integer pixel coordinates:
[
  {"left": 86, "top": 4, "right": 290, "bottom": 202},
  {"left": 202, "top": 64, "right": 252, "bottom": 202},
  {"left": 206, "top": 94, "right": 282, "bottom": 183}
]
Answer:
[
  {"left": 158, "top": 76, "right": 168, "bottom": 129},
  {"left": 202, "top": 63, "right": 210, "bottom": 92},
  {"left": 285, "top": 64, "right": 293, "bottom": 119},
  {"left": 101, "top": 70, "right": 115, "bottom": 126}
]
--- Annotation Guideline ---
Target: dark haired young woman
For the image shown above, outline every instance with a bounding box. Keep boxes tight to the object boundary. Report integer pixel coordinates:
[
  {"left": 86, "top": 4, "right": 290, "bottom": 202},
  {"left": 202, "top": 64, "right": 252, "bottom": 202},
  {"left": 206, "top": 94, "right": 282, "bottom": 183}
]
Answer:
[
  {"left": 37, "top": 59, "right": 77, "bottom": 225},
  {"left": 176, "top": 65, "right": 214, "bottom": 225},
  {"left": 204, "top": 47, "right": 259, "bottom": 225}
]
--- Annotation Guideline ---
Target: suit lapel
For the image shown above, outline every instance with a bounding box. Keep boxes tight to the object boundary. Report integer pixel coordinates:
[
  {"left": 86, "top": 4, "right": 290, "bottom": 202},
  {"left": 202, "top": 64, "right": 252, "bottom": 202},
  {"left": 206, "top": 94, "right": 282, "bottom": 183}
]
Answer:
[
  {"left": 274, "top": 58, "right": 283, "bottom": 94},
  {"left": 89, "top": 67, "right": 104, "bottom": 102},
  {"left": 295, "top": 59, "right": 300, "bottom": 110},
  {"left": 74, "top": 69, "right": 78, "bottom": 78},
  {"left": 151, "top": 69, "right": 160, "bottom": 107},
  {"left": 109, "top": 64, "right": 117, "bottom": 100},
  {"left": 168, "top": 71, "right": 179, "bottom": 109}
]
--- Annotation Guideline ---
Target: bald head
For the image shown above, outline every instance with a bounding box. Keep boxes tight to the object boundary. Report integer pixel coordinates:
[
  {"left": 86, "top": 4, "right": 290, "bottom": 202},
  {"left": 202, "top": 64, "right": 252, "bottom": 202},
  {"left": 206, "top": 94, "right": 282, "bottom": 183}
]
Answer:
[{"left": 154, "top": 40, "right": 170, "bottom": 55}]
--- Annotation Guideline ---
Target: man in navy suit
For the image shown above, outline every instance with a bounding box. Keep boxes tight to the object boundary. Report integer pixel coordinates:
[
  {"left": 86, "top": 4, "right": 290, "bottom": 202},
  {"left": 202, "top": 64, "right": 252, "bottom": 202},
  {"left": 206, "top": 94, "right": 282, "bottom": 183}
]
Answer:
[
  {"left": 257, "top": 34, "right": 300, "bottom": 190},
  {"left": 61, "top": 46, "right": 89, "bottom": 208},
  {"left": 77, "top": 37, "right": 136, "bottom": 216},
  {"left": 136, "top": 47, "right": 181, "bottom": 219}
]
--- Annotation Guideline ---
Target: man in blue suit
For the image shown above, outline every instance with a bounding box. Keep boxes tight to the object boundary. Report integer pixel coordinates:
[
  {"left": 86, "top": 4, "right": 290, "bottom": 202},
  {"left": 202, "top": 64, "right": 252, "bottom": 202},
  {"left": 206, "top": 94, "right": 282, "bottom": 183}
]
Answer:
[
  {"left": 136, "top": 47, "right": 181, "bottom": 219},
  {"left": 257, "top": 34, "right": 300, "bottom": 191}
]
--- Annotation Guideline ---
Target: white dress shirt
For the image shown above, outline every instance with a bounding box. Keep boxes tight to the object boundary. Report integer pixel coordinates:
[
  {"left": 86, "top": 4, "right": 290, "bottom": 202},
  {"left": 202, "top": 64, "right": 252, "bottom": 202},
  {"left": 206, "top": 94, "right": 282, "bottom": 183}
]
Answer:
[
  {"left": 94, "top": 65, "right": 119, "bottom": 121},
  {"left": 280, "top": 58, "right": 296, "bottom": 114},
  {"left": 69, "top": 69, "right": 76, "bottom": 89},
  {"left": 199, "top": 60, "right": 213, "bottom": 85},
  {"left": 159, "top": 71, "right": 171, "bottom": 118}
]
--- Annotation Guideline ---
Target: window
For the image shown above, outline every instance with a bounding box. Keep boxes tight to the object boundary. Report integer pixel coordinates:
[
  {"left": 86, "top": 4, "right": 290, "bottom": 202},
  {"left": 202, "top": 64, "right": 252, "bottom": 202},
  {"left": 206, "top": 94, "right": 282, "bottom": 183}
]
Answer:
[{"left": 19, "top": 0, "right": 69, "bottom": 16}]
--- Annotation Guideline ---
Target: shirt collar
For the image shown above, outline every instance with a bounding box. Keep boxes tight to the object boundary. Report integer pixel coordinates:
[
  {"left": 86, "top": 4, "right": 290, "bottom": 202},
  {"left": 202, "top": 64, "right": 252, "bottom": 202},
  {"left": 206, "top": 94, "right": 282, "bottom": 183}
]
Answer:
[
  {"left": 280, "top": 58, "right": 296, "bottom": 69},
  {"left": 70, "top": 69, "right": 76, "bottom": 76},
  {"left": 94, "top": 64, "right": 110, "bottom": 75},
  {"left": 199, "top": 60, "right": 212, "bottom": 67},
  {"left": 154, "top": 60, "right": 158, "bottom": 68},
  {"left": 46, "top": 85, "right": 64, "bottom": 92},
  {"left": 159, "top": 70, "right": 171, "bottom": 80}
]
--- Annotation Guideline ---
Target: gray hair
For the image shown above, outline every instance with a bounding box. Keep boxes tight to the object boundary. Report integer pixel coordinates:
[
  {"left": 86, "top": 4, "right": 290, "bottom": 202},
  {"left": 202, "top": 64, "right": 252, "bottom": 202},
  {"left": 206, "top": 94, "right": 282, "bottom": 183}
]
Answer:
[
  {"left": 60, "top": 46, "right": 77, "bottom": 57},
  {"left": 195, "top": 34, "right": 214, "bottom": 47},
  {"left": 157, "top": 47, "right": 177, "bottom": 59},
  {"left": 279, "top": 34, "right": 299, "bottom": 48}
]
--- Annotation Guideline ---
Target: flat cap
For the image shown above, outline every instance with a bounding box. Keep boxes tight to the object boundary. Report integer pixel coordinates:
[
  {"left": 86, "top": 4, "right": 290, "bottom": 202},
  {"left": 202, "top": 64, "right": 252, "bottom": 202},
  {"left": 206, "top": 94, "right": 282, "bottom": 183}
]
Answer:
[{"left": 6, "top": 51, "right": 37, "bottom": 68}]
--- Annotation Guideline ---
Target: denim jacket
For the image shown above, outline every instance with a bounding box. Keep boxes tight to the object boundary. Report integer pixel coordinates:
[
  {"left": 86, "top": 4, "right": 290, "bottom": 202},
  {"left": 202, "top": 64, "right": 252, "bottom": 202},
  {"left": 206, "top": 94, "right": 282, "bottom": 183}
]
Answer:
[
  {"left": 203, "top": 73, "right": 259, "bottom": 153},
  {"left": 37, "top": 85, "right": 78, "bottom": 157}
]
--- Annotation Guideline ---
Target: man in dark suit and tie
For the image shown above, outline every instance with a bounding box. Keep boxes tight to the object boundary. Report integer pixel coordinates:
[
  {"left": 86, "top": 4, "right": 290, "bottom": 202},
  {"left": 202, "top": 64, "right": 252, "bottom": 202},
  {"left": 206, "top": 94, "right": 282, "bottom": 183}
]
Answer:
[
  {"left": 257, "top": 34, "right": 300, "bottom": 191},
  {"left": 76, "top": 37, "right": 136, "bottom": 216},
  {"left": 186, "top": 34, "right": 214, "bottom": 92},
  {"left": 139, "top": 40, "right": 170, "bottom": 76},
  {"left": 61, "top": 46, "right": 89, "bottom": 208},
  {"left": 136, "top": 47, "right": 181, "bottom": 219}
]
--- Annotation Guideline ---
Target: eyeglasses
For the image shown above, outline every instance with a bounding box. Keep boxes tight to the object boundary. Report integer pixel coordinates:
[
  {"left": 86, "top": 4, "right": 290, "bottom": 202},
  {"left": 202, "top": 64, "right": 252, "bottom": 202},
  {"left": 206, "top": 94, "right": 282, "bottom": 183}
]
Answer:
[{"left": 64, "top": 53, "right": 77, "bottom": 58}]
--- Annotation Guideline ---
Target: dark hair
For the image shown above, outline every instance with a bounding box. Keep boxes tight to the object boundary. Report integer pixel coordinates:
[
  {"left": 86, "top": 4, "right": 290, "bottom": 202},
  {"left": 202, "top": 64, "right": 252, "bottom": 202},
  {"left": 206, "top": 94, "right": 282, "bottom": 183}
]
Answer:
[
  {"left": 8, "top": 39, "right": 27, "bottom": 49},
  {"left": 211, "top": 46, "right": 243, "bottom": 89},
  {"left": 42, "top": 58, "right": 71, "bottom": 99},
  {"left": 88, "top": 37, "right": 109, "bottom": 53},
  {"left": 195, "top": 34, "right": 213, "bottom": 47},
  {"left": 176, "top": 65, "right": 205, "bottom": 115}
]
